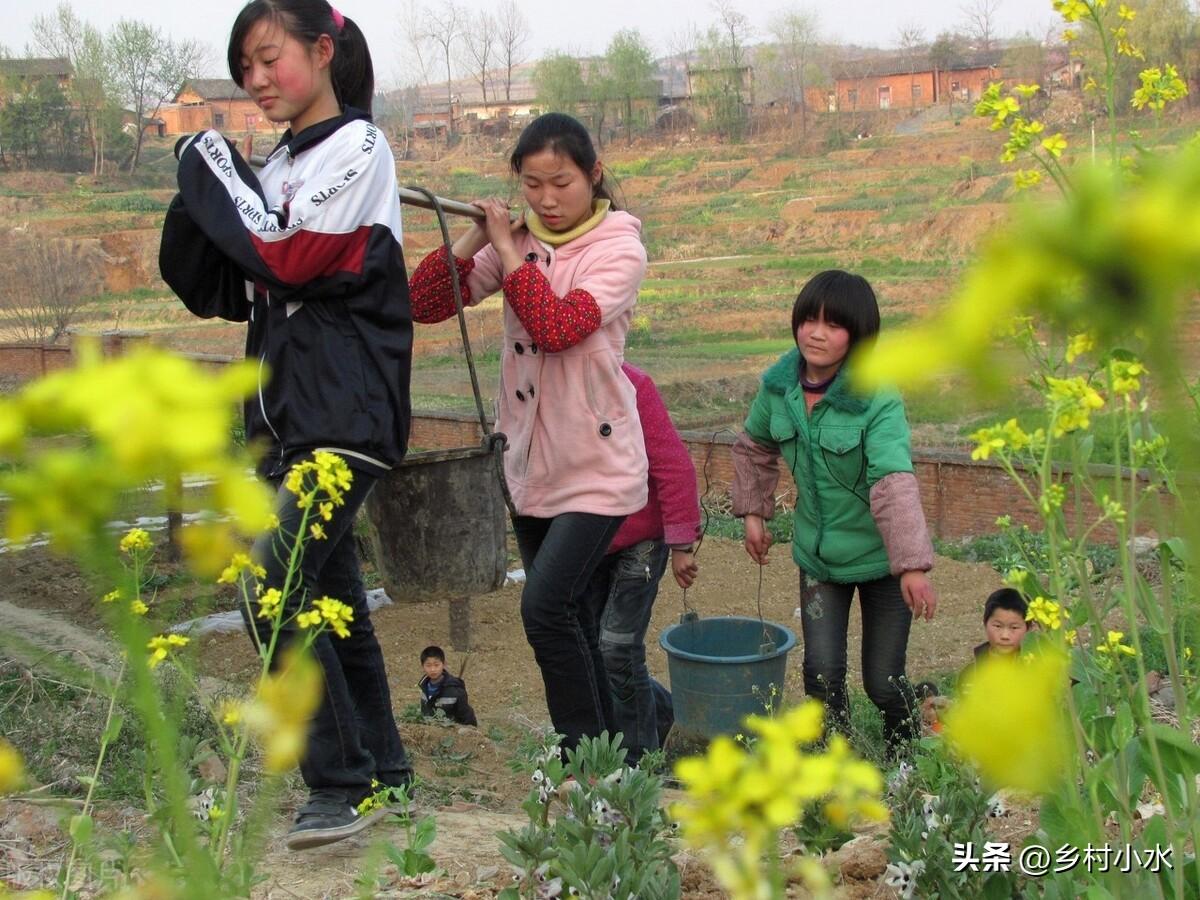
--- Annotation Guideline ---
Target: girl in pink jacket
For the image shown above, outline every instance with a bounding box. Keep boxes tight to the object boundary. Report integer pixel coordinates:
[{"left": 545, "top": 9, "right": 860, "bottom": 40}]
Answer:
[{"left": 410, "top": 113, "right": 649, "bottom": 750}]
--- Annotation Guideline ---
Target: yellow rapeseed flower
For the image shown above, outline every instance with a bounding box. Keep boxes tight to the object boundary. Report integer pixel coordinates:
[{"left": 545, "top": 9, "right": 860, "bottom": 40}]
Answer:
[
  {"left": 1101, "top": 495, "right": 1127, "bottom": 523},
  {"left": 257, "top": 587, "right": 284, "bottom": 620},
  {"left": 130, "top": 599, "right": 149, "bottom": 616},
  {"left": 102, "top": 588, "right": 122, "bottom": 604},
  {"left": 1039, "top": 483, "right": 1066, "bottom": 514},
  {"left": 1041, "top": 133, "right": 1068, "bottom": 158},
  {"left": 1118, "top": 3, "right": 1136, "bottom": 19},
  {"left": 146, "top": 634, "right": 189, "bottom": 669},
  {"left": 1026, "top": 596, "right": 1065, "bottom": 630},
  {"left": 0, "top": 347, "right": 266, "bottom": 565},
  {"left": 310, "top": 523, "right": 327, "bottom": 541},
  {"left": 944, "top": 647, "right": 1072, "bottom": 793},
  {"left": 220, "top": 700, "right": 243, "bottom": 726},
  {"left": 1045, "top": 376, "right": 1105, "bottom": 437},
  {"left": 1109, "top": 359, "right": 1147, "bottom": 396},
  {"left": 242, "top": 647, "right": 323, "bottom": 773},
  {"left": 1013, "top": 168, "right": 1043, "bottom": 190},
  {"left": 310, "top": 596, "right": 354, "bottom": 638},
  {"left": 1013, "top": 83, "right": 1041, "bottom": 98},
  {"left": 1097, "top": 630, "right": 1137, "bottom": 658},
  {"left": 119, "top": 528, "right": 153, "bottom": 555},
  {"left": 1066, "top": 332, "right": 1095, "bottom": 363},
  {"left": 1, "top": 738, "right": 25, "bottom": 793},
  {"left": 218, "top": 552, "right": 267, "bottom": 585},
  {"left": 1053, "top": 0, "right": 1090, "bottom": 21}
]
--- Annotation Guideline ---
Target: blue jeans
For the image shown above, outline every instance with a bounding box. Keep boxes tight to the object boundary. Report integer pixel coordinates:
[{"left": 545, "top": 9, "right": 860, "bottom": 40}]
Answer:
[
  {"left": 589, "top": 539, "right": 672, "bottom": 765},
  {"left": 512, "top": 512, "right": 625, "bottom": 752},
  {"left": 242, "top": 463, "right": 411, "bottom": 803},
  {"left": 797, "top": 572, "right": 920, "bottom": 752}
]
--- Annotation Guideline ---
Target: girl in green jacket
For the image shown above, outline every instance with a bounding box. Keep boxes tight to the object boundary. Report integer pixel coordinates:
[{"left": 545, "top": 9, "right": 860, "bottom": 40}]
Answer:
[{"left": 731, "top": 270, "right": 938, "bottom": 755}]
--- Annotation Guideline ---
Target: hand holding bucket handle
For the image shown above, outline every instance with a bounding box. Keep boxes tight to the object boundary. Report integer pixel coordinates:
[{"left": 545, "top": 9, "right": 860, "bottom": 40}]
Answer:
[{"left": 743, "top": 513, "right": 772, "bottom": 565}]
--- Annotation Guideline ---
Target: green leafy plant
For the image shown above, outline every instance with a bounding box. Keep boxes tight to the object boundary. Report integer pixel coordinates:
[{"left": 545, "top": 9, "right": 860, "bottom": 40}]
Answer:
[{"left": 497, "top": 732, "right": 679, "bottom": 900}]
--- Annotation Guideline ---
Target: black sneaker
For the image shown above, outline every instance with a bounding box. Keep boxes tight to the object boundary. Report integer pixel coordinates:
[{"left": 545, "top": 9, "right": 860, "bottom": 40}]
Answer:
[{"left": 286, "top": 792, "right": 372, "bottom": 851}]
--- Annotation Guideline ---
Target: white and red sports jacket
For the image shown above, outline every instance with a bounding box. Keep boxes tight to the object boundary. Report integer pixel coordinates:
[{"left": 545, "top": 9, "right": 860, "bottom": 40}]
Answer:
[{"left": 160, "top": 108, "right": 412, "bottom": 477}]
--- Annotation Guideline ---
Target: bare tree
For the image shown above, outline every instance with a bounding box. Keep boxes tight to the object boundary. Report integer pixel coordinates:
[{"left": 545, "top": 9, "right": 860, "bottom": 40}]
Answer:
[
  {"left": 961, "top": 0, "right": 1003, "bottom": 51},
  {"left": 495, "top": 0, "right": 529, "bottom": 103},
  {"left": 897, "top": 22, "right": 926, "bottom": 109},
  {"left": 0, "top": 232, "right": 104, "bottom": 345},
  {"left": 108, "top": 19, "right": 204, "bottom": 172},
  {"left": 768, "top": 6, "right": 821, "bottom": 136},
  {"left": 31, "top": 3, "right": 113, "bottom": 175},
  {"left": 395, "top": 0, "right": 435, "bottom": 88},
  {"left": 711, "top": 0, "right": 753, "bottom": 71},
  {"left": 461, "top": 10, "right": 496, "bottom": 112},
  {"left": 419, "top": 3, "right": 464, "bottom": 138}
]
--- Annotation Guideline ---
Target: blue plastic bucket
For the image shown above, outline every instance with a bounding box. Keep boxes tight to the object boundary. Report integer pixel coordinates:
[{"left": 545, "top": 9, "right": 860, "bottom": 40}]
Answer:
[{"left": 659, "top": 615, "right": 797, "bottom": 741}]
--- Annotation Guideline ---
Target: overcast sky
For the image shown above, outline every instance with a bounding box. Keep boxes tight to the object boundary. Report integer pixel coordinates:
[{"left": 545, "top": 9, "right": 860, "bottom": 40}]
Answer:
[{"left": 10, "top": 0, "right": 1062, "bottom": 87}]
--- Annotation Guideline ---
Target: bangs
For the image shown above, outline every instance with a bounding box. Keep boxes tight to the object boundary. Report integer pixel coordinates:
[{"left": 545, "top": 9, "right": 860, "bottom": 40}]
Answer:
[
  {"left": 227, "top": 2, "right": 287, "bottom": 86},
  {"left": 790, "top": 269, "right": 881, "bottom": 347}
]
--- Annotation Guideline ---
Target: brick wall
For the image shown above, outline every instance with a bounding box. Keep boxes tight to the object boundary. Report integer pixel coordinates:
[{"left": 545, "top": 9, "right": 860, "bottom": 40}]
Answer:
[
  {"left": 409, "top": 410, "right": 1157, "bottom": 543},
  {"left": 2, "top": 337, "right": 1156, "bottom": 544},
  {"left": 0, "top": 343, "right": 72, "bottom": 381}
]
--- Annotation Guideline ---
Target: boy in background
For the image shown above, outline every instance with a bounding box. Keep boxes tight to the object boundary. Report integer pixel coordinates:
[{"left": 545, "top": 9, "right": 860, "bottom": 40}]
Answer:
[
  {"left": 975, "top": 588, "right": 1031, "bottom": 660},
  {"left": 419, "top": 646, "right": 477, "bottom": 726}
]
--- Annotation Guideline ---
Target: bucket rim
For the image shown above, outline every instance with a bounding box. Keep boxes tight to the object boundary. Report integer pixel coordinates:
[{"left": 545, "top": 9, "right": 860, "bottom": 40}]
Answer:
[{"left": 659, "top": 614, "right": 797, "bottom": 664}]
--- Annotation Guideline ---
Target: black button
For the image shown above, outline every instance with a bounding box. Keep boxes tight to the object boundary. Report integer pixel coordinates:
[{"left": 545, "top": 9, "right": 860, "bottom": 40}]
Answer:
[
  {"left": 599, "top": 422, "right": 612, "bottom": 437},
  {"left": 515, "top": 390, "right": 526, "bottom": 401},
  {"left": 515, "top": 342, "right": 524, "bottom": 354},
  {"left": 525, "top": 251, "right": 539, "bottom": 263},
  {"left": 530, "top": 343, "right": 538, "bottom": 354}
]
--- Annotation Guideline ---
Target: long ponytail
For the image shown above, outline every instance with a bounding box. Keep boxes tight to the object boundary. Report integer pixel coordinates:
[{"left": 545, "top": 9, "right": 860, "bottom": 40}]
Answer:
[{"left": 228, "top": 0, "right": 374, "bottom": 114}]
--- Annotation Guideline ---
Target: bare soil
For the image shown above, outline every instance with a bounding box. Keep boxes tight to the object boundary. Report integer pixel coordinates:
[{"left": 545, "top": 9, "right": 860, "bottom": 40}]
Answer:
[{"left": 0, "top": 533, "right": 1005, "bottom": 898}]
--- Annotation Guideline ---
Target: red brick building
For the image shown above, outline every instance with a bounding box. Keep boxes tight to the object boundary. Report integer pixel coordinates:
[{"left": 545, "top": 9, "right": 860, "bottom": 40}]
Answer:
[
  {"left": 158, "top": 79, "right": 264, "bottom": 135},
  {"left": 824, "top": 50, "right": 1007, "bottom": 112}
]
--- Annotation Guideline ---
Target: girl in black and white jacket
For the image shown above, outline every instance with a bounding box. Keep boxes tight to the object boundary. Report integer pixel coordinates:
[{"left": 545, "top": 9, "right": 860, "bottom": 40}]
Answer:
[{"left": 160, "top": 0, "right": 412, "bottom": 851}]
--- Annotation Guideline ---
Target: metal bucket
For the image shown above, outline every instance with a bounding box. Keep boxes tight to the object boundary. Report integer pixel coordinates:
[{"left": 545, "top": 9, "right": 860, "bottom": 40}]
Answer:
[
  {"left": 364, "top": 435, "right": 508, "bottom": 600},
  {"left": 659, "top": 615, "right": 796, "bottom": 741}
]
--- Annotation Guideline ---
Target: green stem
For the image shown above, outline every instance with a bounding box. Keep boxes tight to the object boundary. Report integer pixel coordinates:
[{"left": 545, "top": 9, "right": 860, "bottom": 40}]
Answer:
[{"left": 59, "top": 658, "right": 127, "bottom": 900}]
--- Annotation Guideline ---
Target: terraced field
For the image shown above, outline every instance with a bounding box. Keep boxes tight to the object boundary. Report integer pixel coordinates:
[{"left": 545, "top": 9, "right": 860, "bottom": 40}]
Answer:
[{"left": 5, "top": 114, "right": 1198, "bottom": 447}]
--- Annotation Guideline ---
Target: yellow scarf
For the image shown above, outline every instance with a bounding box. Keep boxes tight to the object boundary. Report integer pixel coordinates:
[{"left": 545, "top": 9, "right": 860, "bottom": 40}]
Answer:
[{"left": 525, "top": 200, "right": 611, "bottom": 246}]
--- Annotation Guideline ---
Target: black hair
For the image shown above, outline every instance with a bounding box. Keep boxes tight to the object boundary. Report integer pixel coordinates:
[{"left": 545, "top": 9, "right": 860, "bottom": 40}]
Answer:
[
  {"left": 510, "top": 112, "right": 619, "bottom": 209},
  {"left": 228, "top": 0, "right": 375, "bottom": 114},
  {"left": 983, "top": 588, "right": 1029, "bottom": 624},
  {"left": 420, "top": 645, "right": 445, "bottom": 664},
  {"left": 912, "top": 680, "right": 940, "bottom": 699},
  {"left": 790, "top": 269, "right": 881, "bottom": 351}
]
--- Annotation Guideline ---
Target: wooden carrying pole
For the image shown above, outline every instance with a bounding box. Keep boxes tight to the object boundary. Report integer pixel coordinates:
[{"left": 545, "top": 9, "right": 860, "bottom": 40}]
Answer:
[{"left": 248, "top": 153, "right": 486, "bottom": 220}]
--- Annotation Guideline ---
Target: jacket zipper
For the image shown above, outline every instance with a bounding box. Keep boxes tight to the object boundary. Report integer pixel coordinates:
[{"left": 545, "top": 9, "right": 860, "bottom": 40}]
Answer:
[{"left": 257, "top": 292, "right": 285, "bottom": 472}]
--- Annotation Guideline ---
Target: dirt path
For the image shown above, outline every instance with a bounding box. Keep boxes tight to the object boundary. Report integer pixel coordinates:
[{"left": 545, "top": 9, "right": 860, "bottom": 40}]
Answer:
[{"left": 0, "top": 535, "right": 1006, "bottom": 898}]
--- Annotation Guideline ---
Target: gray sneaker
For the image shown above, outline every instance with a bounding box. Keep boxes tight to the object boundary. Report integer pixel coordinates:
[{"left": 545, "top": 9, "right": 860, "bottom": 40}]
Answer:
[{"left": 286, "top": 792, "right": 371, "bottom": 851}]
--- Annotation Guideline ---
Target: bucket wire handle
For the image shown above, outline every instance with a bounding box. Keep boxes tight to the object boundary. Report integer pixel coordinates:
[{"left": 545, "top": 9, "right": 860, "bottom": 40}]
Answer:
[
  {"left": 406, "top": 185, "right": 517, "bottom": 520},
  {"left": 755, "top": 555, "right": 776, "bottom": 656}
]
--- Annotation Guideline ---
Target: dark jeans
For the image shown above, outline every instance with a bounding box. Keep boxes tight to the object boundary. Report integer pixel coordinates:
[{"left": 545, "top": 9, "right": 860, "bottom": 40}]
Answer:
[
  {"left": 797, "top": 572, "right": 920, "bottom": 752},
  {"left": 242, "top": 461, "right": 411, "bottom": 803},
  {"left": 512, "top": 512, "right": 625, "bottom": 752},
  {"left": 588, "top": 539, "right": 670, "bottom": 765}
]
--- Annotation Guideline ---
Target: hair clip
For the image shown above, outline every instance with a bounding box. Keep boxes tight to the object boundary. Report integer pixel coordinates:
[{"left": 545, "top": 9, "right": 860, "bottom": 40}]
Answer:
[{"left": 330, "top": 6, "right": 345, "bottom": 31}]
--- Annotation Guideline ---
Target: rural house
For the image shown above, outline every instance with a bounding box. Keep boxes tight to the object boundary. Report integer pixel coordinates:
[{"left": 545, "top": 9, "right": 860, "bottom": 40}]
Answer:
[
  {"left": 0, "top": 58, "right": 74, "bottom": 100},
  {"left": 157, "top": 79, "right": 263, "bottom": 135},
  {"left": 824, "top": 49, "right": 1008, "bottom": 111}
]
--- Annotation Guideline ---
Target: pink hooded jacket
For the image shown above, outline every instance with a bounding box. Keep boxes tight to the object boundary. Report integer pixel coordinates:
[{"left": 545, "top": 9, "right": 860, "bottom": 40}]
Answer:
[{"left": 411, "top": 210, "right": 649, "bottom": 518}]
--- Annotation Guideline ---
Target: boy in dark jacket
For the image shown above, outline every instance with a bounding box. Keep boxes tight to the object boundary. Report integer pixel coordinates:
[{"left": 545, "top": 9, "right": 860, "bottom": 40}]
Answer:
[{"left": 419, "top": 646, "right": 477, "bottom": 726}]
